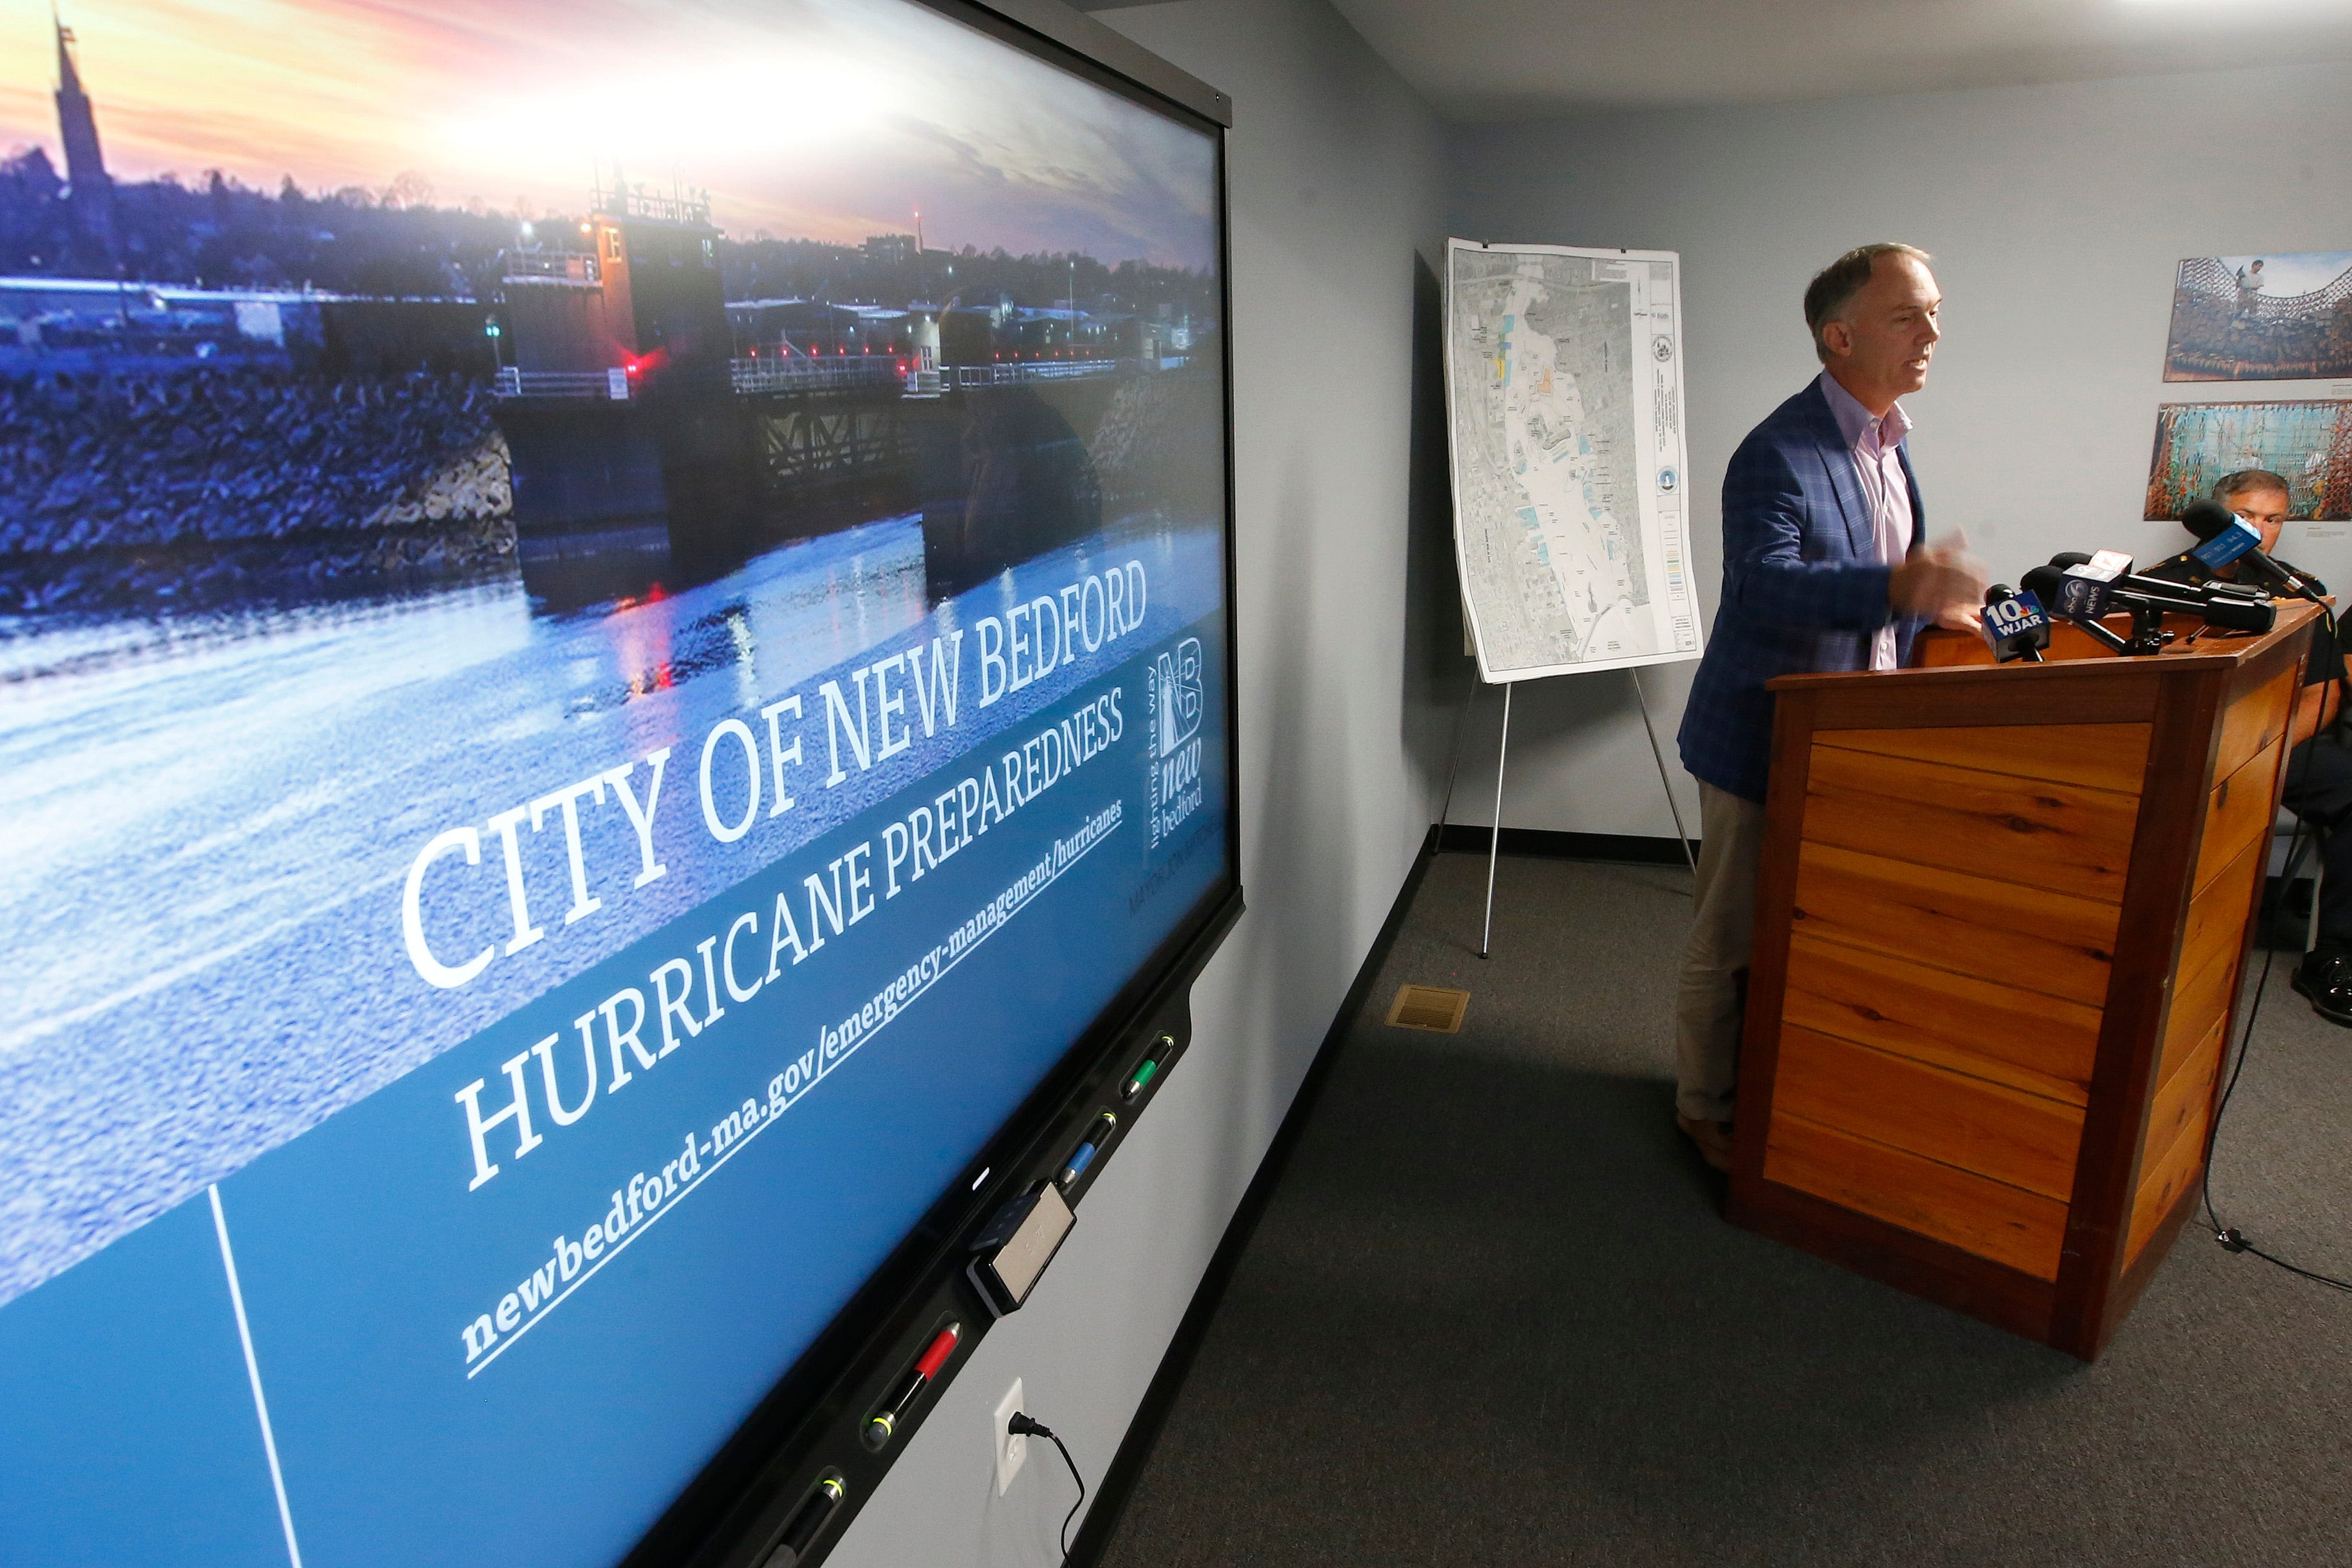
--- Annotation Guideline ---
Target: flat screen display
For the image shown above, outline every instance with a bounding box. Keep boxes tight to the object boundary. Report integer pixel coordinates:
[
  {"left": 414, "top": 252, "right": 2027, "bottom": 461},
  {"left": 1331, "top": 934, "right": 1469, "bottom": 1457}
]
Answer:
[{"left": 0, "top": 2, "right": 1231, "bottom": 1562}]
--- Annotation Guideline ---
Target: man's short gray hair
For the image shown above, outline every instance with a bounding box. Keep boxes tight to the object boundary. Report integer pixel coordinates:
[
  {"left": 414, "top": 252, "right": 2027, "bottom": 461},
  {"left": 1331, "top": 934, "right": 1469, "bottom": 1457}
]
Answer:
[
  {"left": 2213, "top": 469, "right": 2291, "bottom": 504},
  {"left": 1804, "top": 243, "right": 1932, "bottom": 363}
]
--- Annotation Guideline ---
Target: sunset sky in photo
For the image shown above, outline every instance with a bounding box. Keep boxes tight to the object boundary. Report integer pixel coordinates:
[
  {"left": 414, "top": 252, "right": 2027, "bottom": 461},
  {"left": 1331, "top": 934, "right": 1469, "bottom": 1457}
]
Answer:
[{"left": 1, "top": 0, "right": 1217, "bottom": 268}]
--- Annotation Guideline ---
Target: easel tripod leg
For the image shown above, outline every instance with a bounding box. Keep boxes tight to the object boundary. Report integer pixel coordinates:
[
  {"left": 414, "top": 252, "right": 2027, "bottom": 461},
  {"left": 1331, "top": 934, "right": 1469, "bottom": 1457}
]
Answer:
[{"left": 1481, "top": 682, "right": 1512, "bottom": 959}]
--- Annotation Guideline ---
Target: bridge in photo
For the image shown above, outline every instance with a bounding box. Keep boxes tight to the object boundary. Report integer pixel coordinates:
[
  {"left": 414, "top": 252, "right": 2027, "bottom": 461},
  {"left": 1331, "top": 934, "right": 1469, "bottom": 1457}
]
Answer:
[
  {"left": 488, "top": 350, "right": 1195, "bottom": 610},
  {"left": 484, "top": 186, "right": 1206, "bottom": 608},
  {"left": 2166, "top": 256, "right": 2352, "bottom": 382}
]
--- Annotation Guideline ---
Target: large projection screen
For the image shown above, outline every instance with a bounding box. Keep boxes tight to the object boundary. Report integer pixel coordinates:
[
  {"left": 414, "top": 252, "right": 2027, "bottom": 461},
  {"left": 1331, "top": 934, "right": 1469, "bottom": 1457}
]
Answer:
[{"left": 0, "top": 1, "right": 1235, "bottom": 1562}]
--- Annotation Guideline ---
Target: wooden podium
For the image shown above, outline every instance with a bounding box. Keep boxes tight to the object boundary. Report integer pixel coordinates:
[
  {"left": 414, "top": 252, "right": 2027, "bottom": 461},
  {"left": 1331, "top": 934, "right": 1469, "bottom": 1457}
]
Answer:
[{"left": 1725, "top": 601, "right": 2323, "bottom": 1360}]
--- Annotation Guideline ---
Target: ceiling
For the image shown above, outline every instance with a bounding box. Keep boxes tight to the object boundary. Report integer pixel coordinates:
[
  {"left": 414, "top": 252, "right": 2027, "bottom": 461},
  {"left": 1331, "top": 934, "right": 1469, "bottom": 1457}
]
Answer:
[{"left": 1085, "top": 0, "right": 2352, "bottom": 118}]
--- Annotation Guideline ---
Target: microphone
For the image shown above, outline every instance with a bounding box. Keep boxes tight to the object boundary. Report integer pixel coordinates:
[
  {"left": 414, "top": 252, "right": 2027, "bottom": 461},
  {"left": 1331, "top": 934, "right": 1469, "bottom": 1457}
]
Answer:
[
  {"left": 2046, "top": 551, "right": 2265, "bottom": 604},
  {"left": 2043, "top": 552, "right": 2275, "bottom": 633},
  {"left": 2039, "top": 552, "right": 2129, "bottom": 622},
  {"left": 1980, "top": 583, "right": 2050, "bottom": 663},
  {"left": 2181, "top": 499, "right": 2328, "bottom": 602},
  {"left": 2182, "top": 499, "right": 2241, "bottom": 542},
  {"left": 2022, "top": 564, "right": 2133, "bottom": 655}
]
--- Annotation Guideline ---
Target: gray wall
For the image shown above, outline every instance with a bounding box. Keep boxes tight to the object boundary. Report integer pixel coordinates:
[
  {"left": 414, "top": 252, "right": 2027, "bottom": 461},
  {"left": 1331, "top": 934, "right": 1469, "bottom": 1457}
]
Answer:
[
  {"left": 831, "top": 1, "right": 1453, "bottom": 1561},
  {"left": 1444, "top": 64, "right": 2352, "bottom": 837}
]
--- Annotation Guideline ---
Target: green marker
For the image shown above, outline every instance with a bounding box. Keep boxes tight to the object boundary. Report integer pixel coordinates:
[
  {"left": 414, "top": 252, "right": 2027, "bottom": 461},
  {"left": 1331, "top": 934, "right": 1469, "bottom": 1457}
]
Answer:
[{"left": 1121, "top": 1036, "right": 1173, "bottom": 1100}]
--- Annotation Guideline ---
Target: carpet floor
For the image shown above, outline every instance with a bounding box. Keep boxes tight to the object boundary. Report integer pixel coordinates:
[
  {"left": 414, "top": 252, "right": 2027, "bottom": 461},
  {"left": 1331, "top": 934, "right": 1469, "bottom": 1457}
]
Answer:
[{"left": 1097, "top": 851, "right": 2352, "bottom": 1567}]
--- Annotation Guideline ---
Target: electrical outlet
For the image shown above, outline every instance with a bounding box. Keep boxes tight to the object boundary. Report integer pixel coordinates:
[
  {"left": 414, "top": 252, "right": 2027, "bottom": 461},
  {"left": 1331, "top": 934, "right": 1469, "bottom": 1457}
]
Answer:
[{"left": 993, "top": 1378, "right": 1027, "bottom": 1496}]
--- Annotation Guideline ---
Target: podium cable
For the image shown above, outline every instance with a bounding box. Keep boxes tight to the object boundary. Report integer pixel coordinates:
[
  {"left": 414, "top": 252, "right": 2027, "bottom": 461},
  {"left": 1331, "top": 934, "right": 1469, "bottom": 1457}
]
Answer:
[{"left": 2200, "top": 662, "right": 2352, "bottom": 1297}]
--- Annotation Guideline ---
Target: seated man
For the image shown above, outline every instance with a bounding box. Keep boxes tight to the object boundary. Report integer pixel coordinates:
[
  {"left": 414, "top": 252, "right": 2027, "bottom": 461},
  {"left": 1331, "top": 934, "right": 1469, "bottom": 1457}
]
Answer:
[{"left": 2151, "top": 469, "right": 2351, "bottom": 1024}]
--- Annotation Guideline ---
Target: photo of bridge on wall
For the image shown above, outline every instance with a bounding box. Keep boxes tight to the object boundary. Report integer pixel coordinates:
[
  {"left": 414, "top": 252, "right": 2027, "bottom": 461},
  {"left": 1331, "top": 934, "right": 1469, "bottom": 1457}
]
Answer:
[{"left": 2163, "top": 252, "right": 2352, "bottom": 383}]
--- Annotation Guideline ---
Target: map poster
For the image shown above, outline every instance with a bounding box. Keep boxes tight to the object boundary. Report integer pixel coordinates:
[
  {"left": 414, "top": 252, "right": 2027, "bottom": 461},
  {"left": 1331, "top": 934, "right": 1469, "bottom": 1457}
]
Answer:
[
  {"left": 2163, "top": 252, "right": 2352, "bottom": 383},
  {"left": 1444, "top": 238, "right": 1701, "bottom": 683},
  {"left": 2144, "top": 400, "right": 2352, "bottom": 521}
]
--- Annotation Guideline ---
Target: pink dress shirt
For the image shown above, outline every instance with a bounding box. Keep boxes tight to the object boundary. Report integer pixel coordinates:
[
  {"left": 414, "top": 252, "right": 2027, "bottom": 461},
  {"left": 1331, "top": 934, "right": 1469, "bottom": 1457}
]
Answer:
[{"left": 1818, "top": 371, "right": 1914, "bottom": 671}]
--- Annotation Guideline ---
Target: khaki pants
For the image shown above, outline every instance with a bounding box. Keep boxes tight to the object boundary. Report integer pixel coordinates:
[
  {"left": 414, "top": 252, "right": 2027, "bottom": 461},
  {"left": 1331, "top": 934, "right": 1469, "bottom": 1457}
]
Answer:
[{"left": 1674, "top": 781, "right": 1768, "bottom": 1124}]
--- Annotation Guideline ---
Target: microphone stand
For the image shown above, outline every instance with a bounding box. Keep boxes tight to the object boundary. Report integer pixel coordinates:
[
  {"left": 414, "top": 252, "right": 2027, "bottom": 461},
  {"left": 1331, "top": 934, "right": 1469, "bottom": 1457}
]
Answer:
[{"left": 2058, "top": 611, "right": 2136, "bottom": 657}]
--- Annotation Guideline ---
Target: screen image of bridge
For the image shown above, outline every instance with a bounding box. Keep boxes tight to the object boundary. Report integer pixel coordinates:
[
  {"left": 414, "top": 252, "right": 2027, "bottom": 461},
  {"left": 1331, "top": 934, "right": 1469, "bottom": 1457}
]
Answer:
[{"left": 2, "top": 3, "right": 1224, "bottom": 625}]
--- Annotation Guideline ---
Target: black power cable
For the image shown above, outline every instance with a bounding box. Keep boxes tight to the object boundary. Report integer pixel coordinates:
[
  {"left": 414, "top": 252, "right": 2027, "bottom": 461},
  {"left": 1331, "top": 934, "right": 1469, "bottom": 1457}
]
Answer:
[
  {"left": 2200, "top": 609, "right": 2352, "bottom": 1296},
  {"left": 1007, "top": 1412, "right": 1086, "bottom": 1558}
]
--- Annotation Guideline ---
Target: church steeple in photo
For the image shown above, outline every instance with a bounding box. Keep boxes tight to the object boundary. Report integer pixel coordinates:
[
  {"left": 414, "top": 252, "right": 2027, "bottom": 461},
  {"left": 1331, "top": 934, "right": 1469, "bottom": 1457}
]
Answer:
[{"left": 53, "top": 5, "right": 116, "bottom": 256}]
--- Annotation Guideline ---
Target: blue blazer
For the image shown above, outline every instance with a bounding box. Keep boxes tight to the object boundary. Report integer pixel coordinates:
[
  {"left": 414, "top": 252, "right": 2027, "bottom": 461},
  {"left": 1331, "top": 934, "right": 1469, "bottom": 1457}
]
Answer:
[{"left": 1676, "top": 380, "right": 1927, "bottom": 803}]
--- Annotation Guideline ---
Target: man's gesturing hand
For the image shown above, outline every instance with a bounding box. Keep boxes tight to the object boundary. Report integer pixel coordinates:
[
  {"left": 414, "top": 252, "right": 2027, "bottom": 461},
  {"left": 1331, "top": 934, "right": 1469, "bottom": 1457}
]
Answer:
[{"left": 1890, "top": 533, "right": 1987, "bottom": 625}]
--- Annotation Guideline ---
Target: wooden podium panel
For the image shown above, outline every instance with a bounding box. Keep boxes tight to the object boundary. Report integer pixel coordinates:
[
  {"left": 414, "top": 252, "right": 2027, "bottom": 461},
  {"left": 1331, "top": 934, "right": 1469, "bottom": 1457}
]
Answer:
[{"left": 1726, "top": 602, "right": 2321, "bottom": 1359}]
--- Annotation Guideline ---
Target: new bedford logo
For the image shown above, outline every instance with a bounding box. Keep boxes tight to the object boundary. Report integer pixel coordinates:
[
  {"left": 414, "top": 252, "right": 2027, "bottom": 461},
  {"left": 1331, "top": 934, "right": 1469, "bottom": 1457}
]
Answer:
[{"left": 1154, "top": 638, "right": 1203, "bottom": 758}]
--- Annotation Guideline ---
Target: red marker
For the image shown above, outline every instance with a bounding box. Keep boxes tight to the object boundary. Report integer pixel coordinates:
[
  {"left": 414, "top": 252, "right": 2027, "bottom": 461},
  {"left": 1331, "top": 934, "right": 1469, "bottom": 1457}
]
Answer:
[{"left": 863, "top": 1324, "right": 962, "bottom": 1449}]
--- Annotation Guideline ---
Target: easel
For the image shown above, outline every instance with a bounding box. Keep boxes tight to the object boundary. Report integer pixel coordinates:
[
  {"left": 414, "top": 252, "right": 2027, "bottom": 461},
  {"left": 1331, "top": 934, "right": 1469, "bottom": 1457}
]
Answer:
[
  {"left": 1435, "top": 235, "right": 1699, "bottom": 954},
  {"left": 1437, "top": 667, "right": 1699, "bottom": 959}
]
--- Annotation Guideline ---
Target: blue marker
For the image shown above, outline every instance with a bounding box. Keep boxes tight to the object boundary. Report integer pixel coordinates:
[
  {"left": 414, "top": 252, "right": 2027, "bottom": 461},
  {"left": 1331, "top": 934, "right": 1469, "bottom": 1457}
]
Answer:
[{"left": 1058, "top": 1112, "right": 1117, "bottom": 1188}]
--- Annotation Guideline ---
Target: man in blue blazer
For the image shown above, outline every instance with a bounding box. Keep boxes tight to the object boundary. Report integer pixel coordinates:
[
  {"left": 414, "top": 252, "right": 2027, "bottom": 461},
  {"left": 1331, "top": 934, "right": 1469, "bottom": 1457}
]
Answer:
[{"left": 1672, "top": 243, "right": 1985, "bottom": 1172}]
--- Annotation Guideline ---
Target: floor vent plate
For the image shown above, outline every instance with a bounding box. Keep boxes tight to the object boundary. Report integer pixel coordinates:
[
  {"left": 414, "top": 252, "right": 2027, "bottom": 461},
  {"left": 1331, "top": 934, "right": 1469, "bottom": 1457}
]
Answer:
[{"left": 1385, "top": 983, "right": 1470, "bottom": 1034}]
